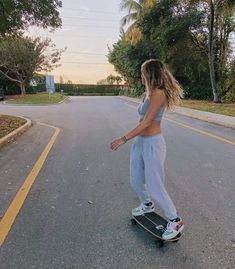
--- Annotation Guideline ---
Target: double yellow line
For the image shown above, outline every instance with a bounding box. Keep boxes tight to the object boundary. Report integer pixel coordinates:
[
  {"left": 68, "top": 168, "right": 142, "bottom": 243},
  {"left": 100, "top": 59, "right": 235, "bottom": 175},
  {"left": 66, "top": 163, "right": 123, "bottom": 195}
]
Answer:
[{"left": 0, "top": 122, "right": 60, "bottom": 247}]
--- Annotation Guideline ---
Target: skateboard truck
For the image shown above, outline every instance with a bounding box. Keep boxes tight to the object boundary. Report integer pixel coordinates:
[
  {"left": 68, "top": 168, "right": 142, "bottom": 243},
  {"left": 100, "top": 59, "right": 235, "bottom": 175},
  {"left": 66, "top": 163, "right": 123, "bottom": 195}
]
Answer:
[{"left": 155, "top": 225, "right": 164, "bottom": 231}]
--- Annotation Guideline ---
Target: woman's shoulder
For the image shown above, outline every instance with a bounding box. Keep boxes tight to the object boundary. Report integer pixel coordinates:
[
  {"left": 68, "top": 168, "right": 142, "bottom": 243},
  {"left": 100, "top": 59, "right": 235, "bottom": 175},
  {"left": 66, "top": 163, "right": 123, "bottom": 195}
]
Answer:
[
  {"left": 151, "top": 88, "right": 166, "bottom": 98},
  {"left": 151, "top": 88, "right": 167, "bottom": 106}
]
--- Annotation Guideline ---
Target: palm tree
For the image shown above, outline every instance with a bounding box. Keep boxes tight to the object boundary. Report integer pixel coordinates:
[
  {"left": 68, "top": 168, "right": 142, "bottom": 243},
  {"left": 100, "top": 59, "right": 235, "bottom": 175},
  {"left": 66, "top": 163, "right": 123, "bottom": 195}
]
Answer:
[{"left": 120, "top": 0, "right": 156, "bottom": 43}]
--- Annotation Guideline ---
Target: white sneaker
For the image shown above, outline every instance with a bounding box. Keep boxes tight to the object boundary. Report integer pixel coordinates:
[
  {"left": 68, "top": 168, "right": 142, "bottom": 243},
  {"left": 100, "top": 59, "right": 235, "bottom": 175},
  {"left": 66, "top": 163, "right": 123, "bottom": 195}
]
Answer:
[
  {"left": 132, "top": 201, "right": 155, "bottom": 216},
  {"left": 162, "top": 217, "right": 184, "bottom": 240}
]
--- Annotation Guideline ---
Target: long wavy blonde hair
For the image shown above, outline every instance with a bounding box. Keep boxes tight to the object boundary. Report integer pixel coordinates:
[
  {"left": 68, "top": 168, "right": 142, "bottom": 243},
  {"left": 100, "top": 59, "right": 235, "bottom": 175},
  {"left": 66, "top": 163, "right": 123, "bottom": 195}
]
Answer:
[{"left": 141, "top": 59, "right": 184, "bottom": 110}]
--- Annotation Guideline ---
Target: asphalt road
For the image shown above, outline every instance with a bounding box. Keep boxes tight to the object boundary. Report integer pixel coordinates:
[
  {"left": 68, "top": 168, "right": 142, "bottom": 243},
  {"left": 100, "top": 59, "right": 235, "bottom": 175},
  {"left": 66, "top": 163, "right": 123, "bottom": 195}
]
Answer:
[{"left": 0, "top": 96, "right": 234, "bottom": 269}]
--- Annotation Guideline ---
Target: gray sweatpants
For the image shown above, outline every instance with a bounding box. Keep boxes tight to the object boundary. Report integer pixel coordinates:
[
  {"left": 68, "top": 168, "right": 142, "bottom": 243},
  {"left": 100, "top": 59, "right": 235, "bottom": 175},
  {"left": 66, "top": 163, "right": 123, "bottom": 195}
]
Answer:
[{"left": 130, "top": 134, "right": 177, "bottom": 220}]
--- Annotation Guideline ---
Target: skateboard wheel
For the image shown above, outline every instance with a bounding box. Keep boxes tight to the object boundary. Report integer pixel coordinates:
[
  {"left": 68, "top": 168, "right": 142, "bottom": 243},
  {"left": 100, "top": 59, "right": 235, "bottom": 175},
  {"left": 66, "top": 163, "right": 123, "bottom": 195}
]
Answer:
[
  {"left": 131, "top": 218, "right": 137, "bottom": 225},
  {"left": 172, "top": 233, "right": 181, "bottom": 242},
  {"left": 156, "top": 240, "right": 164, "bottom": 248},
  {"left": 177, "top": 233, "right": 181, "bottom": 238}
]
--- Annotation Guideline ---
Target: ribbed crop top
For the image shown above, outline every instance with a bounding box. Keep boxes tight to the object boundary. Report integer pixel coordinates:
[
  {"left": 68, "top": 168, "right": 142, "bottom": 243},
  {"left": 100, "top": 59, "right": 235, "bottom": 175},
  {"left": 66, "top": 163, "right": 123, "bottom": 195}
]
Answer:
[{"left": 138, "top": 98, "right": 165, "bottom": 121}]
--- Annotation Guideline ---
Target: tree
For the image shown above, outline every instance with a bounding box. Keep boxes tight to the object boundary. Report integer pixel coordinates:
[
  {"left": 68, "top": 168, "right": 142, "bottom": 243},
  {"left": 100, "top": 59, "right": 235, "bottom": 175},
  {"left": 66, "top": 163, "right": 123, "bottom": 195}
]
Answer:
[
  {"left": 108, "top": 39, "right": 150, "bottom": 92},
  {"left": 188, "top": 0, "right": 235, "bottom": 101},
  {"left": 0, "top": 0, "right": 62, "bottom": 36},
  {"left": 107, "top": 74, "right": 116, "bottom": 85},
  {"left": 210, "top": 0, "right": 235, "bottom": 101},
  {"left": 112, "top": 0, "right": 235, "bottom": 101},
  {"left": 97, "top": 75, "right": 122, "bottom": 85},
  {"left": 138, "top": 0, "right": 213, "bottom": 99},
  {"left": 120, "top": 0, "right": 156, "bottom": 43},
  {"left": 0, "top": 35, "right": 63, "bottom": 95},
  {"left": 207, "top": 0, "right": 218, "bottom": 101},
  {"left": 115, "top": 76, "right": 123, "bottom": 85}
]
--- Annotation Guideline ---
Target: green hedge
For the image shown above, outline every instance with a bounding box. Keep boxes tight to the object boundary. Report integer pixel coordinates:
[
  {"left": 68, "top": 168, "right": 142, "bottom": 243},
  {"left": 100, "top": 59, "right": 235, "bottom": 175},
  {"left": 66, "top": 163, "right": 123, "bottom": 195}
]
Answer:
[
  {"left": 0, "top": 75, "right": 21, "bottom": 95},
  {"left": 55, "top": 84, "right": 121, "bottom": 96},
  {"left": 33, "top": 83, "right": 46, "bottom": 92}
]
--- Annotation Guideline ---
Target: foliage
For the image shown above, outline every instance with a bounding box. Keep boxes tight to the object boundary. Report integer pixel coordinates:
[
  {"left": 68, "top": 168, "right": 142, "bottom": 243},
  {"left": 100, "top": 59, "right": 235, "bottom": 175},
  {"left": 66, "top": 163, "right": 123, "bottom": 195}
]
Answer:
[
  {"left": 0, "top": 35, "right": 63, "bottom": 95},
  {"left": 120, "top": 0, "right": 156, "bottom": 43},
  {"left": 55, "top": 84, "right": 121, "bottom": 96},
  {"left": 0, "top": 73, "right": 20, "bottom": 95},
  {"left": 109, "top": 0, "right": 235, "bottom": 101},
  {"left": 97, "top": 74, "right": 123, "bottom": 85},
  {"left": 0, "top": 0, "right": 62, "bottom": 36},
  {"left": 108, "top": 39, "right": 151, "bottom": 92}
]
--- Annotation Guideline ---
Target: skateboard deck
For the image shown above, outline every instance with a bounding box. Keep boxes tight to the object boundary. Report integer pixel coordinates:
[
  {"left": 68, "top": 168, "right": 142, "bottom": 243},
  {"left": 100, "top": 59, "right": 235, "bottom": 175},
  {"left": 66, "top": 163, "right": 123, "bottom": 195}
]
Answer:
[{"left": 131, "top": 212, "right": 181, "bottom": 244}]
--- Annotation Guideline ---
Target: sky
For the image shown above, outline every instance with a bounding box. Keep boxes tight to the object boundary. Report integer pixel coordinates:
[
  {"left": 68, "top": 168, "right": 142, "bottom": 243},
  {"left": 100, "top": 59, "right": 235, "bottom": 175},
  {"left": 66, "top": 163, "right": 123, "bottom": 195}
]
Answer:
[{"left": 28, "top": 0, "right": 126, "bottom": 84}]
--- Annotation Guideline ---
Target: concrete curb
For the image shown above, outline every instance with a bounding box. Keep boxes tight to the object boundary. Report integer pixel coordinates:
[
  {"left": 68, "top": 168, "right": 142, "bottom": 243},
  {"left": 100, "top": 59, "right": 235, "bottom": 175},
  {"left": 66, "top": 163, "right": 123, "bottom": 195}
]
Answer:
[
  {"left": 58, "top": 96, "right": 70, "bottom": 104},
  {"left": 172, "top": 107, "right": 235, "bottom": 129},
  {"left": 0, "top": 116, "right": 32, "bottom": 149},
  {"left": 2, "top": 96, "right": 70, "bottom": 106},
  {"left": 119, "top": 96, "right": 235, "bottom": 129}
]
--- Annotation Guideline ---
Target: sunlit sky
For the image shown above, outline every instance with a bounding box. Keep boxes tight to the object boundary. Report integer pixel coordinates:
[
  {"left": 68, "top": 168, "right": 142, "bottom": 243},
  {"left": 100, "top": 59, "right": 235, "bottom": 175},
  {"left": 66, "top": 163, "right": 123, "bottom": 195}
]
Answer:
[{"left": 28, "top": 0, "right": 126, "bottom": 84}]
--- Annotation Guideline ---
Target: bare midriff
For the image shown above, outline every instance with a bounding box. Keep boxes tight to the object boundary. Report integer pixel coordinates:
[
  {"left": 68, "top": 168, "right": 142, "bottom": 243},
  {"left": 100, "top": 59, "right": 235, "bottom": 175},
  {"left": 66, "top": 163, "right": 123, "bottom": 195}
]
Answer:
[{"left": 139, "top": 119, "right": 161, "bottom": 137}]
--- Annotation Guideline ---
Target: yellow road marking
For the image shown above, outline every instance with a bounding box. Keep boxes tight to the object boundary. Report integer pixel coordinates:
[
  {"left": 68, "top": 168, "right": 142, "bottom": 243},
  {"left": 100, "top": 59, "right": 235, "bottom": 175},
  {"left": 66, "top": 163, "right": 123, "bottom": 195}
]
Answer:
[
  {"left": 0, "top": 122, "right": 60, "bottom": 247},
  {"left": 164, "top": 117, "right": 235, "bottom": 146}
]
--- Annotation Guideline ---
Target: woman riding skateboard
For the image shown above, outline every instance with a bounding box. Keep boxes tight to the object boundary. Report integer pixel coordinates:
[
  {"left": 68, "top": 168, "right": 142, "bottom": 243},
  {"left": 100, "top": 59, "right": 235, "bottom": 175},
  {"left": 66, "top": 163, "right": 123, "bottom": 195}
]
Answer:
[{"left": 110, "top": 59, "right": 184, "bottom": 240}]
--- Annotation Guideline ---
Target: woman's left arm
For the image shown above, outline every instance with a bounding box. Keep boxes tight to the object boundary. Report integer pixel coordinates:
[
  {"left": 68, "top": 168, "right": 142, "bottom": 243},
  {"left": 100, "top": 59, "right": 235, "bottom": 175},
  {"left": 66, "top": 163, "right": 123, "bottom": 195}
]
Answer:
[{"left": 110, "top": 90, "right": 165, "bottom": 150}]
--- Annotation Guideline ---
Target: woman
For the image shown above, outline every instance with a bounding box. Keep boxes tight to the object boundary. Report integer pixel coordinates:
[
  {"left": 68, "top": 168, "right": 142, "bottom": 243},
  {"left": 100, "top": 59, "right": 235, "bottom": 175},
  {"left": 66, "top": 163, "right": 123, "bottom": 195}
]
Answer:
[{"left": 110, "top": 59, "right": 184, "bottom": 240}]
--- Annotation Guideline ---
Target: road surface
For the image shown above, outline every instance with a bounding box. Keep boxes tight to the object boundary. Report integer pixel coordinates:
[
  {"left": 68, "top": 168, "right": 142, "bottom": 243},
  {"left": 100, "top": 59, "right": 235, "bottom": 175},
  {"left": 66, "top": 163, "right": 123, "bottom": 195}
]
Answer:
[{"left": 0, "top": 97, "right": 234, "bottom": 269}]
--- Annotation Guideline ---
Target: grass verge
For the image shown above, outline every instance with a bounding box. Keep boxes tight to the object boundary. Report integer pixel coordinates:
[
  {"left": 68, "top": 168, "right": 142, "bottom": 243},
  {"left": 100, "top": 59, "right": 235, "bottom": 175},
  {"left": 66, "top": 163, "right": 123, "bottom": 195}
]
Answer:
[
  {"left": 6, "top": 92, "right": 67, "bottom": 104},
  {"left": 180, "top": 100, "right": 235, "bottom": 117}
]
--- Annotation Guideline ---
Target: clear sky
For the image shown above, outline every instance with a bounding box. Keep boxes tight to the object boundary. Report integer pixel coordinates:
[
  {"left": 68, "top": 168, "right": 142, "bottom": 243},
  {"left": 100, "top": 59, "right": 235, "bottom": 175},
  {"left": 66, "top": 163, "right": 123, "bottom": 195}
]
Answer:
[{"left": 28, "top": 0, "right": 126, "bottom": 84}]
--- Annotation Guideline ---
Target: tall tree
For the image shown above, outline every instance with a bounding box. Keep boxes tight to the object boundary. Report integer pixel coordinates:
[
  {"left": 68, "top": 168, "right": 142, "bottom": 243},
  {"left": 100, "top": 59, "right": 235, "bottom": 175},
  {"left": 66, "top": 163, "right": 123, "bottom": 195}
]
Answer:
[
  {"left": 0, "top": 35, "right": 63, "bottom": 95},
  {"left": 0, "top": 0, "right": 62, "bottom": 36},
  {"left": 189, "top": 0, "right": 235, "bottom": 101},
  {"left": 120, "top": 0, "right": 156, "bottom": 43},
  {"left": 115, "top": 0, "right": 235, "bottom": 100},
  {"left": 208, "top": 0, "right": 219, "bottom": 102},
  {"left": 108, "top": 39, "right": 150, "bottom": 92}
]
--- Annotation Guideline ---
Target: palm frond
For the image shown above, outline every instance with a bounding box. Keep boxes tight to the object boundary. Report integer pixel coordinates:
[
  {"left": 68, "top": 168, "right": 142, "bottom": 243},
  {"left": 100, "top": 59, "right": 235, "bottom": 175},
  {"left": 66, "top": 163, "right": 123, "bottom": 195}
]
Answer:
[
  {"left": 120, "top": 0, "right": 142, "bottom": 13},
  {"left": 120, "top": 12, "right": 138, "bottom": 27}
]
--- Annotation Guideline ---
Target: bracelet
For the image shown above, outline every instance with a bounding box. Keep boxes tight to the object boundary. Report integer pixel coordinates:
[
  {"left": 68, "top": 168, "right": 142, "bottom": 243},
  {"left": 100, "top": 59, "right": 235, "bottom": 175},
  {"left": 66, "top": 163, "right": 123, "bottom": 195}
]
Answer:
[{"left": 122, "top": 136, "right": 127, "bottom": 143}]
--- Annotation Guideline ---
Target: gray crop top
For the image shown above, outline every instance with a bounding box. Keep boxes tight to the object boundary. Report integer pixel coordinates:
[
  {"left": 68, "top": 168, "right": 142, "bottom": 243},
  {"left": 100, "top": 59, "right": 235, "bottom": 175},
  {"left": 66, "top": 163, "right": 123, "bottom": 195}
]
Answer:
[{"left": 138, "top": 97, "right": 165, "bottom": 121}]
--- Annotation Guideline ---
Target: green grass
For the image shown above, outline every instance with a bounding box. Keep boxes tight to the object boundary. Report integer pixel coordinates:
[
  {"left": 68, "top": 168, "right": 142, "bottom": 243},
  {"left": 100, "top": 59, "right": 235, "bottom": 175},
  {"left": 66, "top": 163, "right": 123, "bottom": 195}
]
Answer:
[
  {"left": 180, "top": 100, "right": 235, "bottom": 117},
  {"left": 0, "top": 115, "right": 26, "bottom": 139},
  {"left": 7, "top": 92, "right": 67, "bottom": 104}
]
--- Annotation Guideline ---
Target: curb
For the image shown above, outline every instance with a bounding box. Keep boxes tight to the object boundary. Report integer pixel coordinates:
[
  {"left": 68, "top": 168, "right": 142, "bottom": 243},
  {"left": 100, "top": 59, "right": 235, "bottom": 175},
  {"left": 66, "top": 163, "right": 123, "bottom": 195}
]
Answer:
[
  {"left": 119, "top": 96, "right": 235, "bottom": 129},
  {"left": 58, "top": 96, "right": 70, "bottom": 104},
  {"left": 172, "top": 107, "right": 235, "bottom": 129},
  {"left": 0, "top": 116, "right": 32, "bottom": 149}
]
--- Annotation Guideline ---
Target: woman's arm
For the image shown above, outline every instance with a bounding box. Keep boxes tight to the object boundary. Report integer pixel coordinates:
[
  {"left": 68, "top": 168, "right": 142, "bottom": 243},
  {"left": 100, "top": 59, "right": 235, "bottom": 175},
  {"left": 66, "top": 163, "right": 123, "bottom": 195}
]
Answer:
[{"left": 110, "top": 90, "right": 165, "bottom": 150}]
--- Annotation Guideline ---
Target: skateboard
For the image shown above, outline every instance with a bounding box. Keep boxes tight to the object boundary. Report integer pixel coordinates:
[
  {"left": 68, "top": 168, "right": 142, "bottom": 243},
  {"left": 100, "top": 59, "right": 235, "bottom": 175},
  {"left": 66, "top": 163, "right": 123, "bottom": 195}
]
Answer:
[{"left": 131, "top": 212, "right": 181, "bottom": 247}]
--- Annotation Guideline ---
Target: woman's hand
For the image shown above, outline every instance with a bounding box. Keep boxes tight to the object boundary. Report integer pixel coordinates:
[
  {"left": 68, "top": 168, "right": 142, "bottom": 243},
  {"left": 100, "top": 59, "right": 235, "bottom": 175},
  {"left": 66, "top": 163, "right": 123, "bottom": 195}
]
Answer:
[{"left": 110, "top": 137, "right": 126, "bottom": 151}]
